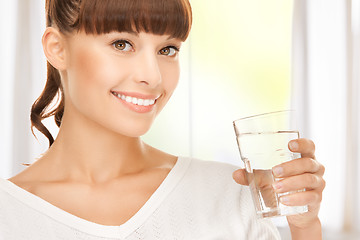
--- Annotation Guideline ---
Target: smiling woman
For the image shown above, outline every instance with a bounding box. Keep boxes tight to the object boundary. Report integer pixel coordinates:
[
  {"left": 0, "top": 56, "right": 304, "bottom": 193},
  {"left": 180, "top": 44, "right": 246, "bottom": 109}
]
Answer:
[{"left": 0, "top": 0, "right": 325, "bottom": 239}]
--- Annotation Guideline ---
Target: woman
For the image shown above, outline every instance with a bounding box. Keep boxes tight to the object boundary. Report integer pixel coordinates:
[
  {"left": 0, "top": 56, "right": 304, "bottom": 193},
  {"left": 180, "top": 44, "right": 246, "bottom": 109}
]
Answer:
[{"left": 0, "top": 0, "right": 325, "bottom": 239}]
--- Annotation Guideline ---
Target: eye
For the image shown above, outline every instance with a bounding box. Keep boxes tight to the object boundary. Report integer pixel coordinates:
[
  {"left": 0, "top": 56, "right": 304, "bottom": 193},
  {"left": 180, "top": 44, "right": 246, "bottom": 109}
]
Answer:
[
  {"left": 112, "top": 40, "right": 133, "bottom": 52},
  {"left": 159, "top": 46, "right": 179, "bottom": 57}
]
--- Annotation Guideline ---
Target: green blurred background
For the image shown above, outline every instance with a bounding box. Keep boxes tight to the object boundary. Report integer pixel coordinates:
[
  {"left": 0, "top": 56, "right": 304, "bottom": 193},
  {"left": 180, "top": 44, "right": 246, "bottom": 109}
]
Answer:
[{"left": 143, "top": 0, "right": 293, "bottom": 164}]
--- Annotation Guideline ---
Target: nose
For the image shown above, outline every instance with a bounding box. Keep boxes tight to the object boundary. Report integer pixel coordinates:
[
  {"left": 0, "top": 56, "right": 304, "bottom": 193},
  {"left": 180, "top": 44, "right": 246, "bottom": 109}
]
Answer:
[{"left": 133, "top": 50, "right": 162, "bottom": 87}]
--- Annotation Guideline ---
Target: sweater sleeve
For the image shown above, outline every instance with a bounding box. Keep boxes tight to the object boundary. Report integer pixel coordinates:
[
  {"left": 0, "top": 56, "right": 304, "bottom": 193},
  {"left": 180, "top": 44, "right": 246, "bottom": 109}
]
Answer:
[
  {"left": 212, "top": 160, "right": 281, "bottom": 240},
  {"left": 239, "top": 186, "right": 281, "bottom": 239}
]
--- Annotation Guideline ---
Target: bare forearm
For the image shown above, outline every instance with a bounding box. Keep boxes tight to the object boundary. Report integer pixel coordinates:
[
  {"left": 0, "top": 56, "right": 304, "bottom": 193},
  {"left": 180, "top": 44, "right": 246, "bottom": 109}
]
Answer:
[{"left": 290, "top": 218, "right": 322, "bottom": 240}]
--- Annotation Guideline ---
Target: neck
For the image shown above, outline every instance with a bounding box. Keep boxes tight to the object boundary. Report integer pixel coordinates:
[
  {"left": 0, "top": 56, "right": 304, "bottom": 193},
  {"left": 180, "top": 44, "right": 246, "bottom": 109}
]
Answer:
[{"left": 39, "top": 108, "right": 152, "bottom": 184}]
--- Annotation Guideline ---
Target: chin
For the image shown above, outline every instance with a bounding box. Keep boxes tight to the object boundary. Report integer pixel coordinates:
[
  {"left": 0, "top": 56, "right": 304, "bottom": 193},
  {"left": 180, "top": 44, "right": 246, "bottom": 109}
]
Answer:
[
  {"left": 120, "top": 128, "right": 151, "bottom": 138},
  {"left": 109, "top": 121, "right": 153, "bottom": 138}
]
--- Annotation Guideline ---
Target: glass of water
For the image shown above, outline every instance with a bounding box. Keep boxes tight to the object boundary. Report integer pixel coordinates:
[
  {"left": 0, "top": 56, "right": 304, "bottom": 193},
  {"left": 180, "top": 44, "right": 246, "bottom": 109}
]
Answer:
[{"left": 233, "top": 110, "right": 308, "bottom": 218}]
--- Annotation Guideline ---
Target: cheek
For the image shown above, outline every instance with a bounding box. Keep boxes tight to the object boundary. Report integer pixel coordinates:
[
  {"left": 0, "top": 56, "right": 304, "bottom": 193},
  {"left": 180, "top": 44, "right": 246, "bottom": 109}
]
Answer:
[
  {"left": 66, "top": 48, "right": 119, "bottom": 104},
  {"left": 161, "top": 61, "right": 180, "bottom": 96}
]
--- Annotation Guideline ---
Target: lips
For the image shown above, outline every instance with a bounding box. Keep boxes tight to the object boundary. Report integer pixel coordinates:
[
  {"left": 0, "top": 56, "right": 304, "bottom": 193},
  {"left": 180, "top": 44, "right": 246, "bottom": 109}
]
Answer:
[{"left": 111, "top": 91, "right": 160, "bottom": 113}]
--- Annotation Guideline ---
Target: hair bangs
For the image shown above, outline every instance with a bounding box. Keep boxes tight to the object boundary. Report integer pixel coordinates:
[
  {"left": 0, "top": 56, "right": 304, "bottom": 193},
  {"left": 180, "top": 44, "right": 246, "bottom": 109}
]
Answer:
[{"left": 77, "top": 0, "right": 192, "bottom": 41}]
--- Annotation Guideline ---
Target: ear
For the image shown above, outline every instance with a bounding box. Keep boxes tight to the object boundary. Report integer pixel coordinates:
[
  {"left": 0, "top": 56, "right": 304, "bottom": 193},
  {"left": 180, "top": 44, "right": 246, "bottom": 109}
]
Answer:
[{"left": 42, "top": 27, "right": 67, "bottom": 70}]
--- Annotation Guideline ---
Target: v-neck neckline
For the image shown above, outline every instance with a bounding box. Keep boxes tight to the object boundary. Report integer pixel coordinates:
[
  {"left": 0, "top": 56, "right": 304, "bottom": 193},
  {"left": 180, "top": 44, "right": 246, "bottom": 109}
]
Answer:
[{"left": 0, "top": 157, "right": 192, "bottom": 238}]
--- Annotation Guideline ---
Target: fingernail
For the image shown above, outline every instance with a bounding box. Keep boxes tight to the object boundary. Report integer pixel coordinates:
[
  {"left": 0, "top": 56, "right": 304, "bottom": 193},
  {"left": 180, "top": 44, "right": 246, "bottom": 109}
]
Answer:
[
  {"left": 272, "top": 182, "right": 282, "bottom": 191},
  {"left": 290, "top": 141, "right": 298, "bottom": 150},
  {"left": 280, "top": 196, "right": 290, "bottom": 204},
  {"left": 272, "top": 166, "right": 283, "bottom": 177}
]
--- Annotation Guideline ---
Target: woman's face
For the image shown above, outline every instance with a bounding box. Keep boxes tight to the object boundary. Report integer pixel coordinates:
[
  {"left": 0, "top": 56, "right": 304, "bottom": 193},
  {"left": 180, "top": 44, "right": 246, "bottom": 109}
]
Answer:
[{"left": 61, "top": 31, "right": 182, "bottom": 137}]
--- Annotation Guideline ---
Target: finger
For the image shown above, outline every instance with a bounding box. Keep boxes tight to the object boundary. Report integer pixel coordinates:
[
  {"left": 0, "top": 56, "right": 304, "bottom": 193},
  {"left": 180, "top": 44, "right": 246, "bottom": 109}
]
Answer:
[
  {"left": 232, "top": 169, "right": 249, "bottom": 185},
  {"left": 272, "top": 173, "right": 326, "bottom": 194},
  {"left": 279, "top": 190, "right": 322, "bottom": 207},
  {"left": 272, "top": 158, "right": 325, "bottom": 178},
  {"left": 289, "top": 138, "right": 316, "bottom": 159}
]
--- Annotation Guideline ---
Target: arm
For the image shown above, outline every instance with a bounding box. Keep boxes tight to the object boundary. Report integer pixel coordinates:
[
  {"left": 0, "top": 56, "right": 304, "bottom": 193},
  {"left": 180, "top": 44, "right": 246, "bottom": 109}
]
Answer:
[{"left": 289, "top": 218, "right": 322, "bottom": 240}]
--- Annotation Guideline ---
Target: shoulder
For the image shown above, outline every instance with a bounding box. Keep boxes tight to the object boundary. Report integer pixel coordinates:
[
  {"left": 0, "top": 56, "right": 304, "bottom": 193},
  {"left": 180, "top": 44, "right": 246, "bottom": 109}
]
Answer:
[
  {"left": 171, "top": 158, "right": 280, "bottom": 239},
  {"left": 0, "top": 178, "right": 25, "bottom": 205},
  {"left": 176, "top": 157, "right": 245, "bottom": 197},
  {"left": 181, "top": 157, "right": 241, "bottom": 184},
  {"left": 186, "top": 157, "right": 240, "bottom": 170},
  {"left": 0, "top": 178, "right": 62, "bottom": 239},
  {"left": 175, "top": 157, "right": 255, "bottom": 218},
  {"left": 0, "top": 178, "right": 24, "bottom": 221},
  {"left": 0, "top": 178, "right": 39, "bottom": 213}
]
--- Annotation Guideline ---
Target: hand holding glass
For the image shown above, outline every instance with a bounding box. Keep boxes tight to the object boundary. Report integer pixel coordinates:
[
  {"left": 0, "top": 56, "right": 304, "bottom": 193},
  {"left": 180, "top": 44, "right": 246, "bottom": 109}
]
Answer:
[{"left": 233, "top": 111, "right": 308, "bottom": 218}]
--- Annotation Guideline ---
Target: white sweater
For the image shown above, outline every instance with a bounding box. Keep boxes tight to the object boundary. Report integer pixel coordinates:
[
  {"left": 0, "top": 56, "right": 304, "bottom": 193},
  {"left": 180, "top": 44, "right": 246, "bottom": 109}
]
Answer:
[{"left": 0, "top": 157, "right": 280, "bottom": 239}]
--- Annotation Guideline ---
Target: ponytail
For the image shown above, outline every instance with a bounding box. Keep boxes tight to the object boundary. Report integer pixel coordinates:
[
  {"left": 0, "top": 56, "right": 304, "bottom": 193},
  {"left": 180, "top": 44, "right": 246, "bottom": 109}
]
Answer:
[{"left": 30, "top": 63, "right": 64, "bottom": 147}]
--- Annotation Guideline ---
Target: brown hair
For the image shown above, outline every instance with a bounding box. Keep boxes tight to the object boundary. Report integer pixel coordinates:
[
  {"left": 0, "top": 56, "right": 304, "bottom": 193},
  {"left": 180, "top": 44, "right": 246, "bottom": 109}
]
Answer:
[{"left": 31, "top": 0, "right": 192, "bottom": 147}]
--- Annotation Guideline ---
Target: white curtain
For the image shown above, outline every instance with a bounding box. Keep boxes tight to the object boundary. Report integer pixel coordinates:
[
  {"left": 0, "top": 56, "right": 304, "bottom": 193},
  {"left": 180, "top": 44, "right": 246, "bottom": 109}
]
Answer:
[
  {"left": 348, "top": 0, "right": 360, "bottom": 232},
  {"left": 0, "top": 0, "right": 47, "bottom": 179},
  {"left": 292, "top": 0, "right": 360, "bottom": 235},
  {"left": 0, "top": 1, "right": 17, "bottom": 178}
]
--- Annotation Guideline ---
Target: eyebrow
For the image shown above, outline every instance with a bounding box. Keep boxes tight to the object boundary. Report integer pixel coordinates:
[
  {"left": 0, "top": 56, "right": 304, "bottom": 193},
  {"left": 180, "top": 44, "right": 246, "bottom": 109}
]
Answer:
[{"left": 119, "top": 31, "right": 180, "bottom": 41}]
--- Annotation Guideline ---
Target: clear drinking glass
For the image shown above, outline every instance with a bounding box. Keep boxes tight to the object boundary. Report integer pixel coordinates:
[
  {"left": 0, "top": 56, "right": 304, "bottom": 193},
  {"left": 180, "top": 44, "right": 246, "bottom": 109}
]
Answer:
[{"left": 233, "top": 110, "right": 308, "bottom": 218}]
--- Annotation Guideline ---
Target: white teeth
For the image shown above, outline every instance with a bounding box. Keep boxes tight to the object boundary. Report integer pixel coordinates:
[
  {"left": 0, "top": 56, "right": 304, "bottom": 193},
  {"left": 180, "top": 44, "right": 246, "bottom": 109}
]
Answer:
[
  {"left": 144, "top": 99, "right": 150, "bottom": 106},
  {"left": 113, "top": 92, "right": 157, "bottom": 106}
]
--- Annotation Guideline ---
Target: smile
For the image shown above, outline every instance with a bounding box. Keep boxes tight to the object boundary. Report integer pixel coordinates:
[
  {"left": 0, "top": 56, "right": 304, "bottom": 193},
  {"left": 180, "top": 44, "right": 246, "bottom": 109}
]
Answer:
[{"left": 111, "top": 92, "right": 158, "bottom": 106}]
